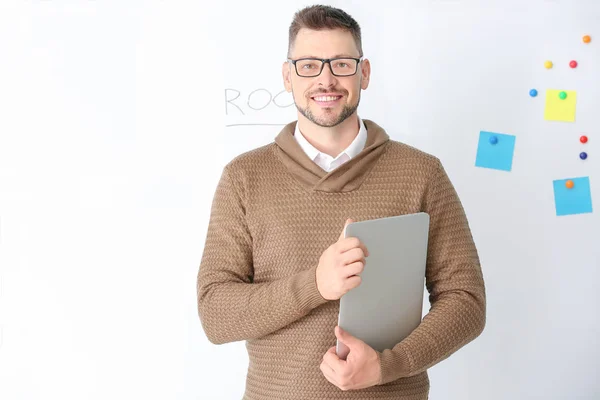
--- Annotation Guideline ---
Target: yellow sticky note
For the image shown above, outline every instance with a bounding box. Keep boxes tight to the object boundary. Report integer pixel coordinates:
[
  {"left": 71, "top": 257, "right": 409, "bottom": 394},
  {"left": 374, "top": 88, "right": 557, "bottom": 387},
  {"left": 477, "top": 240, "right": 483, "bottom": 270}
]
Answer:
[{"left": 544, "top": 89, "right": 577, "bottom": 122}]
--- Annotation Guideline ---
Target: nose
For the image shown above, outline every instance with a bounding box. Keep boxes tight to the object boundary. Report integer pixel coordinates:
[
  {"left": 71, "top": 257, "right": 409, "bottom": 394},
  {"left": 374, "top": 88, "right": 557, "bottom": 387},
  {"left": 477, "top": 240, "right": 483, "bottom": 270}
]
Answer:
[{"left": 315, "top": 61, "right": 338, "bottom": 87}]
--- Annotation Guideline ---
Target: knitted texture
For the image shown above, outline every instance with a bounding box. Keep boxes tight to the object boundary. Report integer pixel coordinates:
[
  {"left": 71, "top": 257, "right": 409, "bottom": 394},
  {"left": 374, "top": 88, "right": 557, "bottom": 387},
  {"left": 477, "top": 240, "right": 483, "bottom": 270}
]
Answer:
[{"left": 197, "top": 119, "right": 486, "bottom": 399}]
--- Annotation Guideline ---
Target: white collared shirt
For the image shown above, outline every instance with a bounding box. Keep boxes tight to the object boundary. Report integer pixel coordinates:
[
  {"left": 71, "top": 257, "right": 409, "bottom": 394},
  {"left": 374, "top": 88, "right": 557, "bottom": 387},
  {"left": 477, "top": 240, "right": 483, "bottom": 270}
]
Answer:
[{"left": 294, "top": 117, "right": 367, "bottom": 172}]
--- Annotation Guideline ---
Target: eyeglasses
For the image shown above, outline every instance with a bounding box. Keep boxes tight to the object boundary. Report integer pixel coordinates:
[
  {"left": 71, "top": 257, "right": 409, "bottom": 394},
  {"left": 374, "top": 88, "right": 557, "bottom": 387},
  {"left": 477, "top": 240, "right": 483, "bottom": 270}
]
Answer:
[{"left": 287, "top": 57, "right": 363, "bottom": 77}]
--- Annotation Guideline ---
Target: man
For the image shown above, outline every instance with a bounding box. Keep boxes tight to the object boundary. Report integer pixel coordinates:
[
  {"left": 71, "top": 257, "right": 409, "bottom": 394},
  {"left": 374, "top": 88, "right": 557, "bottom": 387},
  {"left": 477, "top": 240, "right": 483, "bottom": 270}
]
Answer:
[{"left": 197, "top": 5, "right": 486, "bottom": 399}]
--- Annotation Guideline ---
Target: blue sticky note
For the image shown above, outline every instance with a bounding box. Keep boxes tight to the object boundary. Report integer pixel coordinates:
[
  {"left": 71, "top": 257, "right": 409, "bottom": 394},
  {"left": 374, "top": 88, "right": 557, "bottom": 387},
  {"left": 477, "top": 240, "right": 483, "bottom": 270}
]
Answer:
[
  {"left": 553, "top": 177, "right": 593, "bottom": 216},
  {"left": 475, "top": 131, "right": 516, "bottom": 172}
]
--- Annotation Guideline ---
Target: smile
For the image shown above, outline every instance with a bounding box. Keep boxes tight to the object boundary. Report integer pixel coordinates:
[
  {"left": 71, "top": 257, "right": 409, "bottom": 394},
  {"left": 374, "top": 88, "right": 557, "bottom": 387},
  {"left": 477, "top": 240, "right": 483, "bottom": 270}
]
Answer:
[{"left": 311, "top": 95, "right": 343, "bottom": 106}]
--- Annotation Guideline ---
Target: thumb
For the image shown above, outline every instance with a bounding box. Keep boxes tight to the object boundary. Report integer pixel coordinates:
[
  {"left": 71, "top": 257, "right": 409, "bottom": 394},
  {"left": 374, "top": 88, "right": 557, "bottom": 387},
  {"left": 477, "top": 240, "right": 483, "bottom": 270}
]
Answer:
[
  {"left": 339, "top": 218, "right": 354, "bottom": 241},
  {"left": 335, "top": 326, "right": 359, "bottom": 348}
]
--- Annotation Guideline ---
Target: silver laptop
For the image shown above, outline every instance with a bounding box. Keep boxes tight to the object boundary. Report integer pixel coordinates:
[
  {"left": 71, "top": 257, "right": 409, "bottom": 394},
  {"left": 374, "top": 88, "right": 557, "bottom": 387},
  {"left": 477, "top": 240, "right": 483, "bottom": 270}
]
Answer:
[{"left": 336, "top": 212, "right": 430, "bottom": 360}]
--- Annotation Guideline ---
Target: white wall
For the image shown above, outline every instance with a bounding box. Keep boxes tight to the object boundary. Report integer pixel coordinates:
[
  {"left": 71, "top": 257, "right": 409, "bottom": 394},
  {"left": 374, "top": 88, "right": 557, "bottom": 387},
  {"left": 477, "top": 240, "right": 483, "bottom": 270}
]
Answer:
[{"left": 0, "top": 1, "right": 598, "bottom": 399}]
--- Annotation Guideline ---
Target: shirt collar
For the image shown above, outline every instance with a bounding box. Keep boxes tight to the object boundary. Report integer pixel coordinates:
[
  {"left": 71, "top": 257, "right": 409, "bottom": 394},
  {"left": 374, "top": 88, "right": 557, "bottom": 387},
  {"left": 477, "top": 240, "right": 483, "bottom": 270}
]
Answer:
[{"left": 294, "top": 116, "right": 368, "bottom": 162}]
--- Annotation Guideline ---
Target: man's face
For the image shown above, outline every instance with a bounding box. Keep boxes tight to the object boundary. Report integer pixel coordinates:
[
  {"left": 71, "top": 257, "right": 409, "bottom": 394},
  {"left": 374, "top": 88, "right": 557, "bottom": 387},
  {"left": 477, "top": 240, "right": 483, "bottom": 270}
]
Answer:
[{"left": 282, "top": 28, "right": 370, "bottom": 128}]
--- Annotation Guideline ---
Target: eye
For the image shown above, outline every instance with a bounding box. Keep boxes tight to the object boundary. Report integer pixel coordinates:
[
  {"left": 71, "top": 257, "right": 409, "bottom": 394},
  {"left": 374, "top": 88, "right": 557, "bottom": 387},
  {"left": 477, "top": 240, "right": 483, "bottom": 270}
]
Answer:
[{"left": 298, "top": 61, "right": 320, "bottom": 70}]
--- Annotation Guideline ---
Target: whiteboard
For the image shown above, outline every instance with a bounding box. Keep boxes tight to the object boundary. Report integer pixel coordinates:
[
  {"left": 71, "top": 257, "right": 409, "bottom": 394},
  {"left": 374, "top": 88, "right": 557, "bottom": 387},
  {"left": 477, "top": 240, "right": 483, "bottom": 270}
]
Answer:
[{"left": 0, "top": 1, "right": 598, "bottom": 399}]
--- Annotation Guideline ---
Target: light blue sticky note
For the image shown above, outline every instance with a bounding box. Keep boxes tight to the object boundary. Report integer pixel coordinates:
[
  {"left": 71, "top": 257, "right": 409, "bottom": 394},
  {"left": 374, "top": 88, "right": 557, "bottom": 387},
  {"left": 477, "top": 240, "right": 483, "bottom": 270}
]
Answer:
[
  {"left": 553, "top": 177, "right": 593, "bottom": 216},
  {"left": 475, "top": 131, "right": 516, "bottom": 172}
]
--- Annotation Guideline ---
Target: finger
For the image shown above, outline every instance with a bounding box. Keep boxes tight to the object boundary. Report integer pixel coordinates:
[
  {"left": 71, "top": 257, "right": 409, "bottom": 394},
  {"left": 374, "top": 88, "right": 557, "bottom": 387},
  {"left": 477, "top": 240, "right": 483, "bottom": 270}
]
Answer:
[
  {"left": 336, "top": 340, "right": 350, "bottom": 361},
  {"left": 323, "top": 347, "right": 345, "bottom": 373},
  {"left": 337, "top": 237, "right": 369, "bottom": 257},
  {"left": 341, "top": 261, "right": 364, "bottom": 278},
  {"left": 341, "top": 247, "right": 366, "bottom": 266},
  {"left": 320, "top": 361, "right": 339, "bottom": 386},
  {"left": 344, "top": 275, "right": 362, "bottom": 291},
  {"left": 338, "top": 218, "right": 354, "bottom": 241}
]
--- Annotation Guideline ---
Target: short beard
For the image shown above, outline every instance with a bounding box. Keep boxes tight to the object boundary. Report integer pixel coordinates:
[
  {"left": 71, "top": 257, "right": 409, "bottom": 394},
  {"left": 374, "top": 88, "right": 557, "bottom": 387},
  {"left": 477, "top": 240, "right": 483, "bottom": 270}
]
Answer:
[{"left": 295, "top": 92, "right": 361, "bottom": 128}]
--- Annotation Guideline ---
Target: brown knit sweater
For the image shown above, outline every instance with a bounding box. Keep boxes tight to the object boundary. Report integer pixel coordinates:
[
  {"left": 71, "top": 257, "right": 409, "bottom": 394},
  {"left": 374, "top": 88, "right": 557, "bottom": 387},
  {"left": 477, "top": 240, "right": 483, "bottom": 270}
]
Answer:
[{"left": 197, "top": 119, "right": 486, "bottom": 399}]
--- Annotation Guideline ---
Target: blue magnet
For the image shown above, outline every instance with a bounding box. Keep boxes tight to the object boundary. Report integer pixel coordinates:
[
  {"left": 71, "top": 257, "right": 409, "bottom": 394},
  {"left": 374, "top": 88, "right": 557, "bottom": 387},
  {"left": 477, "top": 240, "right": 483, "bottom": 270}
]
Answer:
[
  {"left": 489, "top": 136, "right": 498, "bottom": 145},
  {"left": 529, "top": 89, "right": 538, "bottom": 97},
  {"left": 580, "top": 152, "right": 588, "bottom": 160}
]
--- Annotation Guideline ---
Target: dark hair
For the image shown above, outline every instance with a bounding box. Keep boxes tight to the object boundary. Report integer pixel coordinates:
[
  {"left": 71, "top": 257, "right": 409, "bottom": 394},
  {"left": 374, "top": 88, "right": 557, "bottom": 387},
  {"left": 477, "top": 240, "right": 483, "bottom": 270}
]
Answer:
[{"left": 287, "top": 5, "right": 363, "bottom": 57}]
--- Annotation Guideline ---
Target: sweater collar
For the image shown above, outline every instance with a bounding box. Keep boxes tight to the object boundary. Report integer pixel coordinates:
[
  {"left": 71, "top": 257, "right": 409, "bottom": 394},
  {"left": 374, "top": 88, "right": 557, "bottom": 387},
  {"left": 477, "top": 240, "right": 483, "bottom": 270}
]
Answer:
[
  {"left": 294, "top": 116, "right": 368, "bottom": 163},
  {"left": 274, "top": 119, "right": 390, "bottom": 193}
]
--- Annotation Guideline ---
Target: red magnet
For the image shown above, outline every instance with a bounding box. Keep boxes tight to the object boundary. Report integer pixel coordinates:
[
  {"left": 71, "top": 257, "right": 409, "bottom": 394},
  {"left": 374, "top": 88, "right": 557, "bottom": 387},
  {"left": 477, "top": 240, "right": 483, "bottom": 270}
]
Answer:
[
  {"left": 580, "top": 135, "right": 588, "bottom": 144},
  {"left": 570, "top": 60, "right": 578, "bottom": 68}
]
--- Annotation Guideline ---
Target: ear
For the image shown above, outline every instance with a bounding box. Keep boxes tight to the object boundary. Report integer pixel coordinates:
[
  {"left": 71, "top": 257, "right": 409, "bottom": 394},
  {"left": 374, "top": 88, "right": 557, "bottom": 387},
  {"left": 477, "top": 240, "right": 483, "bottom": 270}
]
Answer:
[
  {"left": 360, "top": 58, "right": 371, "bottom": 90},
  {"left": 282, "top": 61, "right": 292, "bottom": 92}
]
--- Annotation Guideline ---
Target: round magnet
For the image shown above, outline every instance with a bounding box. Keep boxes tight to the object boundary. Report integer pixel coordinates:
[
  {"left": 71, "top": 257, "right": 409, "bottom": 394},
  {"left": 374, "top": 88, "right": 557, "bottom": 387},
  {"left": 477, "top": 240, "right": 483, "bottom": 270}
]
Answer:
[
  {"left": 580, "top": 135, "right": 588, "bottom": 144},
  {"left": 544, "top": 60, "right": 553, "bottom": 69},
  {"left": 570, "top": 60, "right": 578, "bottom": 68},
  {"left": 489, "top": 136, "right": 498, "bottom": 145},
  {"left": 559, "top": 91, "right": 567, "bottom": 100},
  {"left": 580, "top": 152, "right": 588, "bottom": 160},
  {"left": 529, "top": 89, "right": 538, "bottom": 97},
  {"left": 566, "top": 180, "right": 574, "bottom": 189},
  {"left": 583, "top": 35, "right": 591, "bottom": 43}
]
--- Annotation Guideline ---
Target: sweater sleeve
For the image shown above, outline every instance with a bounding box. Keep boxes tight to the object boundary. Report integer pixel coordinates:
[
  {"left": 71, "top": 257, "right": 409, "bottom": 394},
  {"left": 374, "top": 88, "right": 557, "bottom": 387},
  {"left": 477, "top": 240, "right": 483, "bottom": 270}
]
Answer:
[
  {"left": 377, "top": 160, "right": 486, "bottom": 384},
  {"left": 197, "top": 166, "right": 329, "bottom": 345}
]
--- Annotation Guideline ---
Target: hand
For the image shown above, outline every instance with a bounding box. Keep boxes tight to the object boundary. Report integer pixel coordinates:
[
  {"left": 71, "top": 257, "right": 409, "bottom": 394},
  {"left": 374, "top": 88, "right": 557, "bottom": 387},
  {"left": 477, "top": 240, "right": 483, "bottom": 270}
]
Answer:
[
  {"left": 316, "top": 219, "right": 369, "bottom": 300},
  {"left": 320, "top": 326, "right": 382, "bottom": 391}
]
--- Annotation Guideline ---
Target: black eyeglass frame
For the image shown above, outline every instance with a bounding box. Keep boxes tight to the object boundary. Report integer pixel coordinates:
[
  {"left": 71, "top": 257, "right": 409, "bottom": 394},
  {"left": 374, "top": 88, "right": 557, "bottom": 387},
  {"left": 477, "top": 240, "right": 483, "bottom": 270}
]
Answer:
[{"left": 287, "top": 56, "right": 363, "bottom": 77}]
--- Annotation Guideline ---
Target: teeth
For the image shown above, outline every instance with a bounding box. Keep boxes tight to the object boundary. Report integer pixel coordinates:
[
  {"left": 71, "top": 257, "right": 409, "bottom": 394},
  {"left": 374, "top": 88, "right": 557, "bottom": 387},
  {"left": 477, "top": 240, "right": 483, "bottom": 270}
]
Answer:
[{"left": 314, "top": 96, "right": 340, "bottom": 102}]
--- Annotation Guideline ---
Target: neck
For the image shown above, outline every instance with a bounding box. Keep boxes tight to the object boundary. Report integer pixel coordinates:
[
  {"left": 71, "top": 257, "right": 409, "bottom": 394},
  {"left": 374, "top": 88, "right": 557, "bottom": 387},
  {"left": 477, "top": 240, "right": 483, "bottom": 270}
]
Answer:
[{"left": 296, "top": 112, "right": 360, "bottom": 158}]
